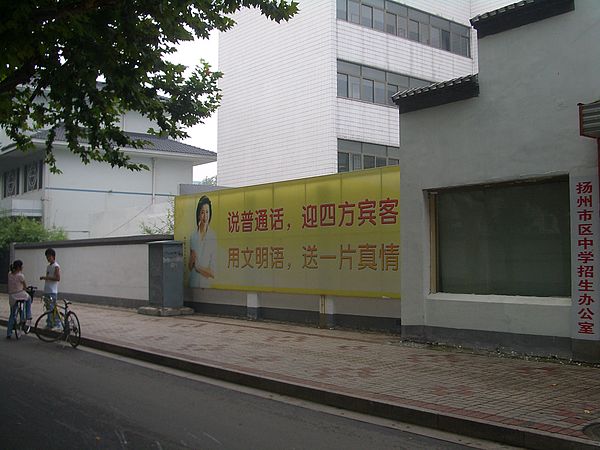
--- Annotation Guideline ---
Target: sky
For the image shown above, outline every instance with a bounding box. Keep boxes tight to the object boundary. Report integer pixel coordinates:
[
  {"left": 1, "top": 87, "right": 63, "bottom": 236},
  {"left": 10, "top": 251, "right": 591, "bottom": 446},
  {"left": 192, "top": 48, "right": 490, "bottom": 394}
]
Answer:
[{"left": 171, "top": 31, "right": 219, "bottom": 182}]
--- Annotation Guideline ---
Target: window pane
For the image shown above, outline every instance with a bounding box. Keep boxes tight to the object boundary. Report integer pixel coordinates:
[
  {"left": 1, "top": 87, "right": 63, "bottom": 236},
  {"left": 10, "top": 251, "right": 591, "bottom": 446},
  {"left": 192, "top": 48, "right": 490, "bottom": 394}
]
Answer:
[
  {"left": 385, "top": 12, "right": 396, "bottom": 35},
  {"left": 419, "top": 22, "right": 429, "bottom": 45},
  {"left": 376, "top": 157, "right": 387, "bottom": 167},
  {"left": 362, "top": 66, "right": 385, "bottom": 82},
  {"left": 430, "top": 16, "right": 450, "bottom": 31},
  {"left": 373, "top": 8, "right": 385, "bottom": 31},
  {"left": 3, "top": 169, "right": 19, "bottom": 197},
  {"left": 408, "top": 9, "right": 429, "bottom": 24},
  {"left": 337, "top": 0, "right": 347, "bottom": 20},
  {"left": 363, "top": 155, "right": 375, "bottom": 169},
  {"left": 361, "top": 78, "right": 374, "bottom": 102},
  {"left": 451, "top": 22, "right": 470, "bottom": 37},
  {"left": 441, "top": 30, "right": 451, "bottom": 51},
  {"left": 436, "top": 180, "right": 570, "bottom": 296},
  {"left": 374, "top": 81, "right": 386, "bottom": 104},
  {"left": 397, "top": 16, "right": 407, "bottom": 38},
  {"left": 337, "top": 73, "right": 348, "bottom": 97},
  {"left": 387, "top": 146, "right": 400, "bottom": 158},
  {"left": 387, "top": 73, "right": 409, "bottom": 88},
  {"left": 460, "top": 35, "right": 470, "bottom": 57},
  {"left": 338, "top": 139, "right": 362, "bottom": 153},
  {"left": 408, "top": 20, "right": 419, "bottom": 41},
  {"left": 451, "top": 31, "right": 461, "bottom": 55},
  {"left": 387, "top": 84, "right": 398, "bottom": 105},
  {"left": 338, "top": 60, "right": 361, "bottom": 76},
  {"left": 363, "top": 0, "right": 384, "bottom": 8},
  {"left": 430, "top": 26, "right": 440, "bottom": 48},
  {"left": 338, "top": 152, "right": 350, "bottom": 172},
  {"left": 349, "top": 76, "right": 361, "bottom": 99},
  {"left": 361, "top": 5, "right": 373, "bottom": 27},
  {"left": 386, "top": 1, "right": 407, "bottom": 17},
  {"left": 409, "top": 77, "right": 430, "bottom": 89},
  {"left": 364, "top": 143, "right": 387, "bottom": 156},
  {"left": 352, "top": 153, "right": 362, "bottom": 171},
  {"left": 348, "top": 0, "right": 360, "bottom": 23},
  {"left": 24, "top": 162, "right": 40, "bottom": 192}
]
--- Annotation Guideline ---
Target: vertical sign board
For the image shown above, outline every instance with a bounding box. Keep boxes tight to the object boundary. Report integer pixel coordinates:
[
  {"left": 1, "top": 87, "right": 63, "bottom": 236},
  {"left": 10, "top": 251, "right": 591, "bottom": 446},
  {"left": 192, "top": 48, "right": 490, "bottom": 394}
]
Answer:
[
  {"left": 570, "top": 172, "right": 600, "bottom": 340},
  {"left": 174, "top": 167, "right": 401, "bottom": 299}
]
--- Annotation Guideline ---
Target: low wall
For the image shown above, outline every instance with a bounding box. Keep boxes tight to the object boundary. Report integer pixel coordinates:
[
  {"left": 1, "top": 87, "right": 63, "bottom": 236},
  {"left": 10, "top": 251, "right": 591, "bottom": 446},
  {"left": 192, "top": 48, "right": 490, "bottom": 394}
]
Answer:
[
  {"left": 11, "top": 235, "right": 403, "bottom": 333},
  {"left": 12, "top": 235, "right": 172, "bottom": 308}
]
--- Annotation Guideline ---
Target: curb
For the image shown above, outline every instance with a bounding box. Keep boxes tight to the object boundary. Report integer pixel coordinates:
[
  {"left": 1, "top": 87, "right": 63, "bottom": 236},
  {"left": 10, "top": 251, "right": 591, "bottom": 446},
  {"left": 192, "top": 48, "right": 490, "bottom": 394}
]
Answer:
[{"left": 2, "top": 318, "right": 599, "bottom": 450}]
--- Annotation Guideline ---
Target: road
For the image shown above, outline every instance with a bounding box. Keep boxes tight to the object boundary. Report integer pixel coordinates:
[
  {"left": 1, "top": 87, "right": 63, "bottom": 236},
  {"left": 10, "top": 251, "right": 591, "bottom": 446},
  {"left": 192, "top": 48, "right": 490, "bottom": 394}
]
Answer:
[{"left": 0, "top": 336, "right": 513, "bottom": 449}]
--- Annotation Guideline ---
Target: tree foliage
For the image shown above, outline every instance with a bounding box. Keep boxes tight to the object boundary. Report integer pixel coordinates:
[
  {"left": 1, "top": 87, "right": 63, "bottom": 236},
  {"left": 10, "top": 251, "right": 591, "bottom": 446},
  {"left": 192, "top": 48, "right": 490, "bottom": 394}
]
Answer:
[
  {"left": 139, "top": 200, "right": 175, "bottom": 235},
  {"left": 0, "top": 1, "right": 298, "bottom": 173},
  {"left": 0, "top": 216, "right": 67, "bottom": 250},
  {"left": 198, "top": 175, "right": 217, "bottom": 186}
]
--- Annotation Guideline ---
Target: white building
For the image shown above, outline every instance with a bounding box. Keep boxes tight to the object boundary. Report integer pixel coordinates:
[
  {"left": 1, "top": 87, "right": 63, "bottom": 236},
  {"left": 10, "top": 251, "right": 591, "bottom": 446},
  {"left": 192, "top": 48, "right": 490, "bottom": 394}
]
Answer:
[
  {"left": 0, "top": 112, "right": 216, "bottom": 239},
  {"left": 217, "top": 0, "right": 512, "bottom": 186},
  {"left": 393, "top": 0, "right": 600, "bottom": 361}
]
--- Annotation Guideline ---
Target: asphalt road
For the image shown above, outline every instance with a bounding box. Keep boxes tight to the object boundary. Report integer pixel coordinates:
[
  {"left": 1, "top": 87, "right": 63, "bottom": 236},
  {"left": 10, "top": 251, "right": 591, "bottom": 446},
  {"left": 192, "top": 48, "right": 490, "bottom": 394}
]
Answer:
[{"left": 0, "top": 335, "right": 502, "bottom": 450}]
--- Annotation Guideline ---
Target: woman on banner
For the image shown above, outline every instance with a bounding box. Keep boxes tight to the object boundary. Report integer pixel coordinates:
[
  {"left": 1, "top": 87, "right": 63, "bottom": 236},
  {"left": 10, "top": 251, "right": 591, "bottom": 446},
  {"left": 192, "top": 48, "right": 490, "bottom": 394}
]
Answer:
[{"left": 188, "top": 195, "right": 217, "bottom": 288}]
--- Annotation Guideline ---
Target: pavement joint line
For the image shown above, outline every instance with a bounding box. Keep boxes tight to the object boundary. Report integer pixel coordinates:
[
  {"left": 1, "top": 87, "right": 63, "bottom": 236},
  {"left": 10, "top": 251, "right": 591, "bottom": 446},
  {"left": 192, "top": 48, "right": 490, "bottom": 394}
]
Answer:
[{"left": 2, "top": 311, "right": 600, "bottom": 450}]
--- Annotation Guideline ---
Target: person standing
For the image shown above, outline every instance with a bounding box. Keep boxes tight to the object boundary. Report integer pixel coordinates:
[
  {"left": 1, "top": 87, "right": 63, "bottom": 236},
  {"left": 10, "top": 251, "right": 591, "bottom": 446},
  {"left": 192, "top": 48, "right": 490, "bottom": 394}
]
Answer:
[
  {"left": 6, "top": 260, "right": 32, "bottom": 339},
  {"left": 40, "top": 248, "right": 61, "bottom": 329}
]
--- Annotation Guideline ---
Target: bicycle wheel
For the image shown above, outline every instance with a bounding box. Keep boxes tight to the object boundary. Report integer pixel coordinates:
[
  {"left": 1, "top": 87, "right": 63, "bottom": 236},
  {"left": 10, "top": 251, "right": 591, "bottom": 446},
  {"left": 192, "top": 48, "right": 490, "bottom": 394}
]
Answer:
[
  {"left": 34, "top": 311, "right": 64, "bottom": 343},
  {"left": 13, "top": 309, "right": 21, "bottom": 340},
  {"left": 65, "top": 312, "right": 81, "bottom": 348},
  {"left": 20, "top": 305, "right": 31, "bottom": 334}
]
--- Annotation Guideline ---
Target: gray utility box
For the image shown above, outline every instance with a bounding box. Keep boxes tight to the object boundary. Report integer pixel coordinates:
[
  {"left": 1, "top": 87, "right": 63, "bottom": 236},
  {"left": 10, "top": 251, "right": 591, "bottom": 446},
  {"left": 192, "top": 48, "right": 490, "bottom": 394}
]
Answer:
[{"left": 148, "top": 240, "right": 184, "bottom": 308}]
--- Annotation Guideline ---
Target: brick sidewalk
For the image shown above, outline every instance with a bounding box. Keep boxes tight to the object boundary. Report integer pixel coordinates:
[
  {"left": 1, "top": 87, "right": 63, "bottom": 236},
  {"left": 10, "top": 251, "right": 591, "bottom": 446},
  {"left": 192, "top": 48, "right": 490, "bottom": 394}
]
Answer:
[{"left": 2, "top": 295, "right": 599, "bottom": 449}]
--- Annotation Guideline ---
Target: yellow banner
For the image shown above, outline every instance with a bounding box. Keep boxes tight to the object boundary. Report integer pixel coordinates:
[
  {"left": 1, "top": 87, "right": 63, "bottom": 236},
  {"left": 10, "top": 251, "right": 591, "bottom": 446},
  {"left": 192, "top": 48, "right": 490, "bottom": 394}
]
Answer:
[{"left": 175, "top": 167, "right": 400, "bottom": 298}]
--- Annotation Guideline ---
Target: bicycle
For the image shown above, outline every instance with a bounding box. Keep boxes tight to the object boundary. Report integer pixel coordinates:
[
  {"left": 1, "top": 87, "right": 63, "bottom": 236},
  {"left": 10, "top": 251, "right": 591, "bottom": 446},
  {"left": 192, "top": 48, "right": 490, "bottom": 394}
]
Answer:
[
  {"left": 34, "top": 295, "right": 81, "bottom": 348},
  {"left": 8, "top": 285, "right": 36, "bottom": 340}
]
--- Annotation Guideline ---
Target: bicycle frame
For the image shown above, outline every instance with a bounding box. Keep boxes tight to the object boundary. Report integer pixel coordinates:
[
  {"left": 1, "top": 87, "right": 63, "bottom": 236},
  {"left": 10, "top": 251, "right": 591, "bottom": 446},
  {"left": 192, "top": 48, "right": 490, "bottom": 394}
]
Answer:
[{"left": 35, "top": 295, "right": 81, "bottom": 348}]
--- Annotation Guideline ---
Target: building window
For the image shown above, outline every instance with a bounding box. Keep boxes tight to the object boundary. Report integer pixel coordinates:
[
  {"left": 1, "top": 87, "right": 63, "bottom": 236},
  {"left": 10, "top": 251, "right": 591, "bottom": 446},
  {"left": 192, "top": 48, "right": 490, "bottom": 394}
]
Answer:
[
  {"left": 337, "top": 60, "right": 430, "bottom": 105},
  {"left": 337, "top": 139, "right": 400, "bottom": 172},
  {"left": 432, "top": 179, "right": 570, "bottom": 297},
  {"left": 3, "top": 168, "right": 20, "bottom": 198},
  {"left": 337, "top": 0, "right": 471, "bottom": 58},
  {"left": 24, "top": 161, "right": 43, "bottom": 193},
  {"left": 337, "top": 0, "right": 347, "bottom": 19}
]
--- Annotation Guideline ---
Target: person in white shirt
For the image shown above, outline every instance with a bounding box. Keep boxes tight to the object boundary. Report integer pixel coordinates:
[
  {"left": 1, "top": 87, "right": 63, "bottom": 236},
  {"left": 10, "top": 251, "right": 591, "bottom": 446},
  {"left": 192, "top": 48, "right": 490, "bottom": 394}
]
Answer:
[{"left": 40, "top": 248, "right": 61, "bottom": 329}]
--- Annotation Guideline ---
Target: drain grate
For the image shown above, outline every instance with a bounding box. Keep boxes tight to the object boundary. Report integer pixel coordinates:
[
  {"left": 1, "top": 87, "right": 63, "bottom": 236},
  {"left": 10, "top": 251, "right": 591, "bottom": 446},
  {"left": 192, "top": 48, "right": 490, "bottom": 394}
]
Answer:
[{"left": 583, "top": 423, "right": 600, "bottom": 441}]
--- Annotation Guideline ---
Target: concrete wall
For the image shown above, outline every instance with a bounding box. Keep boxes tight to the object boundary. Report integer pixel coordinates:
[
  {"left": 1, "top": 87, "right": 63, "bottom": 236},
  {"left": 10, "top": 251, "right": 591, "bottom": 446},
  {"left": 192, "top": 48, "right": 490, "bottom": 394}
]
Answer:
[
  {"left": 10, "top": 234, "right": 402, "bottom": 332},
  {"left": 398, "top": 0, "right": 599, "bottom": 357},
  {"left": 218, "top": 1, "right": 337, "bottom": 186},
  {"left": 42, "top": 147, "right": 192, "bottom": 239},
  {"left": 12, "top": 235, "right": 172, "bottom": 308},
  {"left": 189, "top": 288, "right": 402, "bottom": 332}
]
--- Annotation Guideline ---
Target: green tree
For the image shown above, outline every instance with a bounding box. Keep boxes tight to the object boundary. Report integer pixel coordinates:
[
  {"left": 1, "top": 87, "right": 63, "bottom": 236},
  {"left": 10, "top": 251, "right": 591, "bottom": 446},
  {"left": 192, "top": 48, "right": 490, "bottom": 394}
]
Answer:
[
  {"left": 0, "top": 216, "right": 67, "bottom": 250},
  {"left": 0, "top": 1, "right": 298, "bottom": 173},
  {"left": 198, "top": 175, "right": 217, "bottom": 186},
  {"left": 139, "top": 200, "right": 175, "bottom": 235}
]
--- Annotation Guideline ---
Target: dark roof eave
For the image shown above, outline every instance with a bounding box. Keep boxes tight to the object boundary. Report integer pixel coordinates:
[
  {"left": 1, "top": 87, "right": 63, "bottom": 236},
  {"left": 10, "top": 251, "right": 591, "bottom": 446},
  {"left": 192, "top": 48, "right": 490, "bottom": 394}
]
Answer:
[
  {"left": 471, "top": 0, "right": 574, "bottom": 39},
  {"left": 393, "top": 75, "right": 479, "bottom": 114},
  {"left": 26, "top": 127, "right": 216, "bottom": 158}
]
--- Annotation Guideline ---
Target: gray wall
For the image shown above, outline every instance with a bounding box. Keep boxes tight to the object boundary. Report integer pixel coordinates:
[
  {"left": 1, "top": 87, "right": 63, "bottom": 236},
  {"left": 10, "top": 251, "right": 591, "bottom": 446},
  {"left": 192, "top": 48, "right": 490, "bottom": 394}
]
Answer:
[
  {"left": 398, "top": 0, "right": 599, "bottom": 358},
  {"left": 13, "top": 235, "right": 172, "bottom": 308}
]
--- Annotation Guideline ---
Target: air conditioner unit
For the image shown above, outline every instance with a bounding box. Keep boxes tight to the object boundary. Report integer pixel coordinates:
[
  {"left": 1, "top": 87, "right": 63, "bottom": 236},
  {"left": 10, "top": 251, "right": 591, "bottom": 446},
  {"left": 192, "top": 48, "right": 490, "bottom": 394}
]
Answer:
[{"left": 580, "top": 100, "right": 600, "bottom": 139}]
